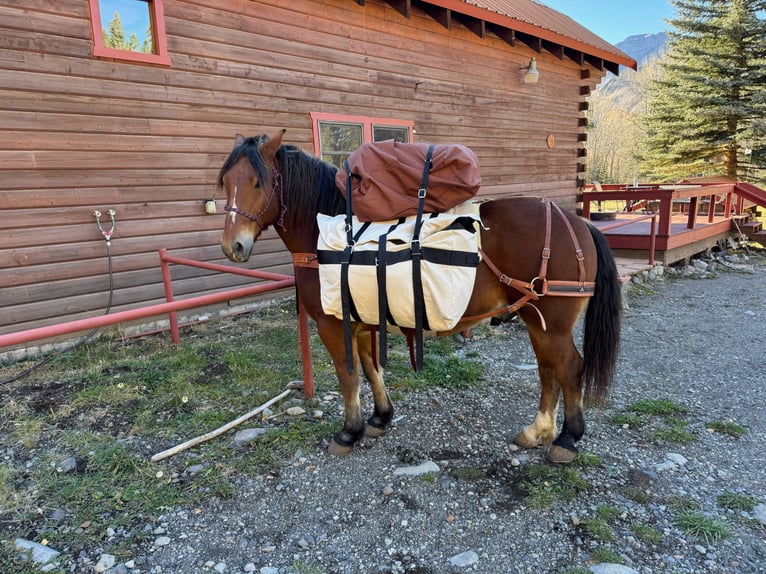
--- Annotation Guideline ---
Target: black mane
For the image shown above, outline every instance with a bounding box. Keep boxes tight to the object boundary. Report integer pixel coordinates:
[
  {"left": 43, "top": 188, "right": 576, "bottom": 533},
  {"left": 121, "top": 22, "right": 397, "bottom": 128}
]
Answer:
[{"left": 217, "top": 135, "right": 345, "bottom": 232}]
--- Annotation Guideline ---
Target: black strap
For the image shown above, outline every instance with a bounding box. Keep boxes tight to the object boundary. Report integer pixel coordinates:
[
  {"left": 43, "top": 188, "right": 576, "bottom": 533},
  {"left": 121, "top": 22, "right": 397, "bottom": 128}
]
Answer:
[
  {"left": 341, "top": 160, "right": 356, "bottom": 374},
  {"left": 411, "top": 144, "right": 434, "bottom": 371},
  {"left": 376, "top": 234, "right": 388, "bottom": 367}
]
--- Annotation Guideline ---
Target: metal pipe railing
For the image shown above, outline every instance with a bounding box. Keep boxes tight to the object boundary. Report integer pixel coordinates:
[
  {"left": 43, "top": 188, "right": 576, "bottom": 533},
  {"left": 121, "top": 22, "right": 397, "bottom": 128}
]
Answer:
[{"left": 1, "top": 250, "right": 315, "bottom": 397}]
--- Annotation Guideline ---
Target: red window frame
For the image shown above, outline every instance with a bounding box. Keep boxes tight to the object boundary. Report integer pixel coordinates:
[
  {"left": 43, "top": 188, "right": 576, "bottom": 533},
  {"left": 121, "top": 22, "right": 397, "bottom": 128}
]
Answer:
[
  {"left": 309, "top": 112, "right": 414, "bottom": 158},
  {"left": 88, "top": 0, "right": 171, "bottom": 66}
]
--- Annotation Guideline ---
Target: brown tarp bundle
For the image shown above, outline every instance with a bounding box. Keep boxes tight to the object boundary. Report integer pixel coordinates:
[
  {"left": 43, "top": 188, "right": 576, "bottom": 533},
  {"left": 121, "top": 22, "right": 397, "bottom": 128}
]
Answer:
[{"left": 336, "top": 140, "right": 481, "bottom": 221}]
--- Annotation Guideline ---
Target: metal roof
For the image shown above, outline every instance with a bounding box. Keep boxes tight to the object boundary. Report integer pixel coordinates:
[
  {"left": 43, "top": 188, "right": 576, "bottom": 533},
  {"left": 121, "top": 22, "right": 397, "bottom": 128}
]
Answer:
[{"left": 365, "top": 0, "right": 637, "bottom": 73}]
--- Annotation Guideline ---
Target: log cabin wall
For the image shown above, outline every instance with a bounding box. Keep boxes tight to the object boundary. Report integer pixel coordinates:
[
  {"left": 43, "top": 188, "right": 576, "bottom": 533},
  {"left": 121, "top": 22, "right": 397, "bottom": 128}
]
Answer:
[{"left": 0, "top": 0, "right": 607, "bottom": 344}]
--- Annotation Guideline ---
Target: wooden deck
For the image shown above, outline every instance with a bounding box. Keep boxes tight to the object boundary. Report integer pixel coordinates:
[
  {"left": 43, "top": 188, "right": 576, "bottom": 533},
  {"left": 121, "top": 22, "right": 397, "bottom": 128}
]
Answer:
[{"left": 581, "top": 181, "right": 766, "bottom": 269}]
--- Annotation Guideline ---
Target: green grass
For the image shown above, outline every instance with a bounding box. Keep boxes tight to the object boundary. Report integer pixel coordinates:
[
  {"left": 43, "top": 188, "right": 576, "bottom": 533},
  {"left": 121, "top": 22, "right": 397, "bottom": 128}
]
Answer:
[
  {"left": 611, "top": 412, "right": 644, "bottom": 428},
  {"left": 628, "top": 399, "right": 688, "bottom": 416},
  {"left": 590, "top": 547, "right": 625, "bottom": 564},
  {"left": 717, "top": 491, "right": 758, "bottom": 512},
  {"left": 518, "top": 463, "right": 588, "bottom": 509},
  {"left": 674, "top": 511, "right": 733, "bottom": 543},
  {"left": 632, "top": 522, "right": 663, "bottom": 545},
  {"left": 584, "top": 517, "right": 614, "bottom": 541},
  {"left": 706, "top": 420, "right": 746, "bottom": 438},
  {"left": 648, "top": 417, "right": 696, "bottom": 444},
  {"left": 383, "top": 335, "right": 483, "bottom": 391}
]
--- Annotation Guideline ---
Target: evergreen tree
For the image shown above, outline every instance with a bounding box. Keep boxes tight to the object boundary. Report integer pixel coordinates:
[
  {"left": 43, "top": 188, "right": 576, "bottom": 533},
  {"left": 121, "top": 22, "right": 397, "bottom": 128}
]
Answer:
[
  {"left": 141, "top": 24, "right": 154, "bottom": 54},
  {"left": 641, "top": 0, "right": 766, "bottom": 183},
  {"left": 105, "top": 11, "right": 127, "bottom": 50}
]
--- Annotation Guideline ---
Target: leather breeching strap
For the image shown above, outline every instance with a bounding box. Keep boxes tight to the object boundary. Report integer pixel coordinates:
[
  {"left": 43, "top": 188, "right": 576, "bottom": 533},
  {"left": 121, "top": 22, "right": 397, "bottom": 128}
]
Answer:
[{"left": 475, "top": 198, "right": 596, "bottom": 330}]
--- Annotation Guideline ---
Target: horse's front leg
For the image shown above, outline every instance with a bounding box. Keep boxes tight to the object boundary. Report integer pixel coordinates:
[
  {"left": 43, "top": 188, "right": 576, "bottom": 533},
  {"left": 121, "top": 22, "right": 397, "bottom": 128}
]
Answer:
[
  {"left": 356, "top": 327, "right": 394, "bottom": 437},
  {"left": 316, "top": 318, "right": 366, "bottom": 456}
]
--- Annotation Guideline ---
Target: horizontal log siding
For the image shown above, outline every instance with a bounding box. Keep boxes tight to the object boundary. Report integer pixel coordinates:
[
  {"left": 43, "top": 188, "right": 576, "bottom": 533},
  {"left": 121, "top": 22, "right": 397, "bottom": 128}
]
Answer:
[{"left": 0, "top": 0, "right": 601, "bottom": 340}]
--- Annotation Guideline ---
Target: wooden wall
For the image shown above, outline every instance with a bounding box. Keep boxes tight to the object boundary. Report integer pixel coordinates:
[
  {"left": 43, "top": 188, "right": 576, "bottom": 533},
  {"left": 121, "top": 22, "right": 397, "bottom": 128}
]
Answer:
[{"left": 0, "top": 0, "right": 602, "bottom": 346}]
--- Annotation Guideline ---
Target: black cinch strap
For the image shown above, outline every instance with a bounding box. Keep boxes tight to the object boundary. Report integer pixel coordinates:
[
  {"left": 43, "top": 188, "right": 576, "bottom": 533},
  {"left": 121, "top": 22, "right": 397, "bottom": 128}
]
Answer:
[
  {"left": 341, "top": 160, "right": 355, "bottom": 374},
  {"left": 411, "top": 144, "right": 434, "bottom": 371}
]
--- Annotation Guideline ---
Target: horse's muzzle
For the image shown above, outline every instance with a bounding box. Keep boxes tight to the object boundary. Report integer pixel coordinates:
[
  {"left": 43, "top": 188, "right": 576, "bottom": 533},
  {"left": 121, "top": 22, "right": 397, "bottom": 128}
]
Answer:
[{"left": 221, "top": 236, "right": 253, "bottom": 262}]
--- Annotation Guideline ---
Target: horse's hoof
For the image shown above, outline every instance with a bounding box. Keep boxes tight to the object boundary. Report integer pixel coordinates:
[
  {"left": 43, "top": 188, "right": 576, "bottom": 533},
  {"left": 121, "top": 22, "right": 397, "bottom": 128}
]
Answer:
[
  {"left": 364, "top": 424, "right": 386, "bottom": 438},
  {"left": 547, "top": 444, "right": 578, "bottom": 464},
  {"left": 515, "top": 429, "right": 540, "bottom": 449},
  {"left": 327, "top": 439, "right": 353, "bottom": 457}
]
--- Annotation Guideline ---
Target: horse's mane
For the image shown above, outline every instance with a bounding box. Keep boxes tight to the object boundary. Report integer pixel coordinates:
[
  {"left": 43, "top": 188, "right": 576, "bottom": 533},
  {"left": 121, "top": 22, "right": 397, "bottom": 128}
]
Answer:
[{"left": 217, "top": 135, "right": 345, "bottom": 232}]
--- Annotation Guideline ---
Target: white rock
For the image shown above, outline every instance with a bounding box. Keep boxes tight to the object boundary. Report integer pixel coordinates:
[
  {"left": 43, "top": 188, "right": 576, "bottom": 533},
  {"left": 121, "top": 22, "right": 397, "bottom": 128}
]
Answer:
[
  {"left": 154, "top": 536, "right": 171, "bottom": 546},
  {"left": 666, "top": 453, "right": 688, "bottom": 466},
  {"left": 14, "top": 539, "right": 60, "bottom": 564},
  {"left": 448, "top": 550, "right": 479, "bottom": 568},
  {"left": 655, "top": 460, "right": 676, "bottom": 472},
  {"left": 285, "top": 406, "right": 306, "bottom": 416},
  {"left": 233, "top": 428, "right": 268, "bottom": 445},
  {"left": 393, "top": 461, "right": 440, "bottom": 476},
  {"left": 753, "top": 503, "right": 766, "bottom": 525},
  {"left": 95, "top": 554, "right": 116, "bottom": 573}
]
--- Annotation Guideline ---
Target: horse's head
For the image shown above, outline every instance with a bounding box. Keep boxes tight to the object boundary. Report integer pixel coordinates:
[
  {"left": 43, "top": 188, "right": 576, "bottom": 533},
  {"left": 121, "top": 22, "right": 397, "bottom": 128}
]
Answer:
[{"left": 218, "top": 130, "right": 285, "bottom": 262}]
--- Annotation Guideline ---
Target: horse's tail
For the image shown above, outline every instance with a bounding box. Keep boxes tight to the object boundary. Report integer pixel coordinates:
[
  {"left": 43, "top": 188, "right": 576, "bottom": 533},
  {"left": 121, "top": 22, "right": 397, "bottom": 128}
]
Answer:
[{"left": 582, "top": 224, "right": 622, "bottom": 402}]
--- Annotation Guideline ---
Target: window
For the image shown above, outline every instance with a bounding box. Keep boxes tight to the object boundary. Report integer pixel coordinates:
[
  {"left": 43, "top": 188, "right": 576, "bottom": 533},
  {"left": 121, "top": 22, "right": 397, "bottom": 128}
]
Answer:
[
  {"left": 88, "top": 0, "right": 171, "bottom": 66},
  {"left": 310, "top": 112, "right": 414, "bottom": 168}
]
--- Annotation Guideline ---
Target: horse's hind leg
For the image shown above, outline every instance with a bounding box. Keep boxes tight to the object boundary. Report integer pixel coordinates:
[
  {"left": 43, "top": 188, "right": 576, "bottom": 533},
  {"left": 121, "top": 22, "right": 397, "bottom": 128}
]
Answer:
[
  {"left": 517, "top": 323, "right": 585, "bottom": 464},
  {"left": 356, "top": 328, "right": 394, "bottom": 437}
]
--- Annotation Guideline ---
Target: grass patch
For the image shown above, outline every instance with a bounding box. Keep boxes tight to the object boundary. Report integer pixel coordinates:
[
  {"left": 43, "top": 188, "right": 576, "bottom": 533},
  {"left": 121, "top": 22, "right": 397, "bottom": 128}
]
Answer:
[
  {"left": 632, "top": 522, "right": 663, "bottom": 545},
  {"left": 628, "top": 399, "right": 688, "bottom": 416},
  {"left": 584, "top": 517, "right": 614, "bottom": 541},
  {"left": 611, "top": 412, "right": 643, "bottom": 428},
  {"left": 648, "top": 417, "right": 696, "bottom": 444},
  {"left": 384, "top": 335, "right": 483, "bottom": 391},
  {"left": 706, "top": 420, "right": 746, "bottom": 438},
  {"left": 674, "top": 511, "right": 733, "bottom": 543},
  {"left": 590, "top": 547, "right": 625, "bottom": 564},
  {"left": 717, "top": 491, "right": 757, "bottom": 512},
  {"left": 518, "top": 463, "right": 588, "bottom": 509},
  {"left": 574, "top": 451, "right": 602, "bottom": 468}
]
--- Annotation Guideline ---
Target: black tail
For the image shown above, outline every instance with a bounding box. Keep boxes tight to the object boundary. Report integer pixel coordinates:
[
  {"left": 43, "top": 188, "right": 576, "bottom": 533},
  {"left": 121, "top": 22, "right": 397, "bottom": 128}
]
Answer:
[{"left": 582, "top": 224, "right": 622, "bottom": 402}]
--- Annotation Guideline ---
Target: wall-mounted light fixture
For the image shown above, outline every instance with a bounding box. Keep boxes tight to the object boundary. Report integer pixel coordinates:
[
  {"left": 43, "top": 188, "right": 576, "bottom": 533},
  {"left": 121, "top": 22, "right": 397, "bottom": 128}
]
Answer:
[{"left": 522, "top": 57, "right": 539, "bottom": 84}]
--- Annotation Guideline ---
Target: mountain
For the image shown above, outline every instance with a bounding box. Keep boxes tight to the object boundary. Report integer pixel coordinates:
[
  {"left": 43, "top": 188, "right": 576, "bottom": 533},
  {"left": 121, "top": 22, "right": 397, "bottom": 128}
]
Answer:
[{"left": 615, "top": 32, "right": 668, "bottom": 66}]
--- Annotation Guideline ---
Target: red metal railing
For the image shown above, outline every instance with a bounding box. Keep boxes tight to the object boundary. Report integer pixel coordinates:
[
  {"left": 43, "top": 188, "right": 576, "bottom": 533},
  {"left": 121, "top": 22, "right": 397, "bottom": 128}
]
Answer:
[
  {"left": 1, "top": 249, "right": 315, "bottom": 397},
  {"left": 596, "top": 213, "right": 658, "bottom": 266}
]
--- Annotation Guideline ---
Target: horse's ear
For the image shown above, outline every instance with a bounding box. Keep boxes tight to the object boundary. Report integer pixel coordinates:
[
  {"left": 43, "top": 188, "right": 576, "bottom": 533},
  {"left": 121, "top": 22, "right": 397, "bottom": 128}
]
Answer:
[
  {"left": 234, "top": 133, "right": 245, "bottom": 146},
  {"left": 260, "top": 129, "right": 286, "bottom": 158}
]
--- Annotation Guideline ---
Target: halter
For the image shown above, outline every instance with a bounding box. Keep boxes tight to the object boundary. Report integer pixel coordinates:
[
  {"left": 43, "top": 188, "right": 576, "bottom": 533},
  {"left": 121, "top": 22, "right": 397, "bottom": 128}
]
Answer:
[{"left": 224, "top": 159, "right": 287, "bottom": 231}]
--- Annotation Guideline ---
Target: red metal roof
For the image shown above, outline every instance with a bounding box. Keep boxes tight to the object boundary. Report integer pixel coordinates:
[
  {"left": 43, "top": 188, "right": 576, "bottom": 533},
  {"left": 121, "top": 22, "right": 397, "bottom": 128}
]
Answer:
[{"left": 417, "top": 0, "right": 637, "bottom": 72}]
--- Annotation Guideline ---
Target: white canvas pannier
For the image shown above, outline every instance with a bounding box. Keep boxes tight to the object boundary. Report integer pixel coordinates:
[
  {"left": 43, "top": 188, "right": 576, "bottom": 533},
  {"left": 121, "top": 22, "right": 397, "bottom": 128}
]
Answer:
[{"left": 317, "top": 201, "right": 481, "bottom": 332}]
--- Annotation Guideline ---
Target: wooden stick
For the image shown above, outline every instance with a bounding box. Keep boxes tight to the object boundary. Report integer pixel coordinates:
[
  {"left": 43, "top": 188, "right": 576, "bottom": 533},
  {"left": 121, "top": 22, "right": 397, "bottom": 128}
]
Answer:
[{"left": 150, "top": 388, "right": 294, "bottom": 462}]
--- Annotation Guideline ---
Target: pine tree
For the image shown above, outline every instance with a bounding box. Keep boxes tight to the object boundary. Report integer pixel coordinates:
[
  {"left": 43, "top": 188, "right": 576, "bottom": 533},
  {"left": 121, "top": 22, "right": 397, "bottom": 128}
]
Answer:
[
  {"left": 105, "top": 11, "right": 127, "bottom": 50},
  {"left": 641, "top": 0, "right": 766, "bottom": 183}
]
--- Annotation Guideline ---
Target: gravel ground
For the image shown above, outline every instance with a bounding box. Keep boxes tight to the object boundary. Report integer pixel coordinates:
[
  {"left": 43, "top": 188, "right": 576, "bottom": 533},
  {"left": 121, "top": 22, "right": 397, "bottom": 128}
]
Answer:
[{"left": 9, "top": 252, "right": 766, "bottom": 574}]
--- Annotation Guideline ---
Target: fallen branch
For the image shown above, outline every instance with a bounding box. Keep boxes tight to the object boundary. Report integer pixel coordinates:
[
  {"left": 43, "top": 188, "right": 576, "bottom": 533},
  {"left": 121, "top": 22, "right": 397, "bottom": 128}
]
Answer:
[{"left": 150, "top": 387, "right": 294, "bottom": 462}]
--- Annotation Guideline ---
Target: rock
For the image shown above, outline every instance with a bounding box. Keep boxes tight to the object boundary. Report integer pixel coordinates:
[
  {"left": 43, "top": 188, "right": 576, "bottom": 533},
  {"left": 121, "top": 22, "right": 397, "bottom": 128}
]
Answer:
[
  {"left": 448, "top": 550, "right": 479, "bottom": 568},
  {"left": 233, "top": 428, "right": 268, "bottom": 445},
  {"left": 214, "top": 562, "right": 228, "bottom": 573},
  {"left": 666, "top": 453, "right": 688, "bottom": 466},
  {"left": 56, "top": 456, "right": 78, "bottom": 473},
  {"left": 260, "top": 568, "right": 280, "bottom": 574},
  {"left": 154, "top": 536, "right": 171, "bottom": 547},
  {"left": 14, "top": 539, "right": 61, "bottom": 564},
  {"left": 393, "top": 461, "right": 440, "bottom": 476},
  {"left": 94, "top": 553, "right": 116, "bottom": 572},
  {"left": 590, "top": 565, "right": 639, "bottom": 574},
  {"left": 186, "top": 464, "right": 205, "bottom": 475},
  {"left": 655, "top": 460, "right": 676, "bottom": 472},
  {"left": 285, "top": 406, "right": 306, "bottom": 416},
  {"left": 753, "top": 503, "right": 766, "bottom": 525}
]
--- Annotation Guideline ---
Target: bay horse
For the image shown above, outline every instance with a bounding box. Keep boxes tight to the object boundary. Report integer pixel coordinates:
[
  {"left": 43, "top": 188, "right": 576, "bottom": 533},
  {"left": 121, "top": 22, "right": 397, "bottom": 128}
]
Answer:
[{"left": 218, "top": 130, "right": 621, "bottom": 464}]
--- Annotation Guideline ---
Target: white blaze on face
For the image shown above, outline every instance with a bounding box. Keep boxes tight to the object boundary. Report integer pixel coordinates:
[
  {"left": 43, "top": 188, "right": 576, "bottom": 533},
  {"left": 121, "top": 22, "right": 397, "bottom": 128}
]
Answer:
[{"left": 229, "top": 185, "right": 238, "bottom": 223}]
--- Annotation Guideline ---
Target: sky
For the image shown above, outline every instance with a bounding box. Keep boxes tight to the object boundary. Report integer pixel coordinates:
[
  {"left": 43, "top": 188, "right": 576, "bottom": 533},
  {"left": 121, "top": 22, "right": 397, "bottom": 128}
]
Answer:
[
  {"left": 539, "top": 0, "right": 677, "bottom": 45},
  {"left": 98, "top": 0, "right": 151, "bottom": 44}
]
